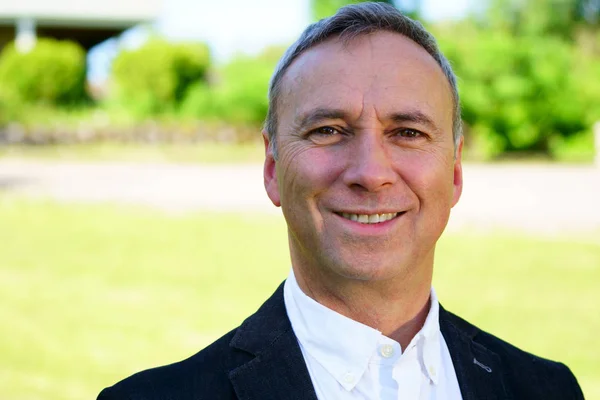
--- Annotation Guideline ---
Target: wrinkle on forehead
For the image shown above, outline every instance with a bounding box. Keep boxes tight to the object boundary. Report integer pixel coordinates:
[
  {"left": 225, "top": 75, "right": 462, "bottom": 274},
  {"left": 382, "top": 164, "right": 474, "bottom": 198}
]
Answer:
[
  {"left": 283, "top": 32, "right": 448, "bottom": 89},
  {"left": 278, "top": 31, "right": 454, "bottom": 136}
]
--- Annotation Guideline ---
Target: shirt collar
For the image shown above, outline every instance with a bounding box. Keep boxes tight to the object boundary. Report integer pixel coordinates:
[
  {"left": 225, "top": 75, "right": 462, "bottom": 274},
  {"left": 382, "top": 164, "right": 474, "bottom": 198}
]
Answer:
[
  {"left": 416, "top": 285, "right": 442, "bottom": 385},
  {"left": 283, "top": 269, "right": 442, "bottom": 390}
]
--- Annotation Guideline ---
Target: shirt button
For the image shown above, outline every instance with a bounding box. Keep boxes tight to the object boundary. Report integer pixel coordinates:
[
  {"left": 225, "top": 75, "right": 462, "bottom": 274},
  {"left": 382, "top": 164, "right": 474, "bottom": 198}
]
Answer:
[
  {"left": 429, "top": 366, "right": 437, "bottom": 377},
  {"left": 379, "top": 344, "right": 395, "bottom": 358},
  {"left": 343, "top": 372, "right": 355, "bottom": 384}
]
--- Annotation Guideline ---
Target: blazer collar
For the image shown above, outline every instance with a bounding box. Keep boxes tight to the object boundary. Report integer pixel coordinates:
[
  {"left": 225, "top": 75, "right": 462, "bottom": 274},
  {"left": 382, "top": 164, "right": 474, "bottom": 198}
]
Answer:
[
  {"left": 440, "top": 306, "right": 511, "bottom": 400},
  {"left": 228, "top": 282, "right": 318, "bottom": 400},
  {"left": 227, "top": 282, "right": 511, "bottom": 400}
]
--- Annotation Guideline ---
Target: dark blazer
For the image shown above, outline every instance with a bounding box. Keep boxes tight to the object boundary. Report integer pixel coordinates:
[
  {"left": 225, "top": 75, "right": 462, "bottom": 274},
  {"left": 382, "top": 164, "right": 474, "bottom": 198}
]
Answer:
[{"left": 98, "top": 282, "right": 584, "bottom": 400}]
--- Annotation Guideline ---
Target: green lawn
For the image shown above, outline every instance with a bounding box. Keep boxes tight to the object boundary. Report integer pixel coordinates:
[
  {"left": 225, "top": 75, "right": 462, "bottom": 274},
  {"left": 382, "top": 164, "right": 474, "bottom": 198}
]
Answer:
[
  {"left": 0, "top": 198, "right": 598, "bottom": 400},
  {"left": 0, "top": 142, "right": 265, "bottom": 164}
]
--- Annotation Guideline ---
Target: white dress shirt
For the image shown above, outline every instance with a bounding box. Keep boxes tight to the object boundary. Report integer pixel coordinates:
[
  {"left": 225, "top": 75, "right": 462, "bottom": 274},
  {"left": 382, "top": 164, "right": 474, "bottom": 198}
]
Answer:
[{"left": 283, "top": 270, "right": 463, "bottom": 400}]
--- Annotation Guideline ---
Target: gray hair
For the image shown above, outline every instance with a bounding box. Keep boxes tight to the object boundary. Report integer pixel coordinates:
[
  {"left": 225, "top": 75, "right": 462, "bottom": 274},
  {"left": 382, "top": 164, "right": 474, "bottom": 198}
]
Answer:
[{"left": 264, "top": 1, "right": 462, "bottom": 158}]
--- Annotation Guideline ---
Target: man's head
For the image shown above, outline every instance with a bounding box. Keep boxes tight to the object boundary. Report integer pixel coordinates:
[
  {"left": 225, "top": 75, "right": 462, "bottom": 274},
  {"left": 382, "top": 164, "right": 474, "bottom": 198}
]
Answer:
[
  {"left": 262, "top": 2, "right": 463, "bottom": 291},
  {"left": 264, "top": 2, "right": 462, "bottom": 159}
]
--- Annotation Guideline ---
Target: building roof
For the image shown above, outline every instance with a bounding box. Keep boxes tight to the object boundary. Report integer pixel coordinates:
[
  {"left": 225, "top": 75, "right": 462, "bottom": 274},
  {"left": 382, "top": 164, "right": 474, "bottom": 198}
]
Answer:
[{"left": 0, "top": 0, "right": 161, "bottom": 27}]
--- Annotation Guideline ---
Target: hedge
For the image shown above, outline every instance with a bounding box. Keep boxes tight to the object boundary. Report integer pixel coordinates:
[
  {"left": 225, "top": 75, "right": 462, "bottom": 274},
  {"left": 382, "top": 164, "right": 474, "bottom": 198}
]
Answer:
[
  {"left": 0, "top": 38, "right": 87, "bottom": 106},
  {"left": 111, "top": 39, "right": 210, "bottom": 116}
]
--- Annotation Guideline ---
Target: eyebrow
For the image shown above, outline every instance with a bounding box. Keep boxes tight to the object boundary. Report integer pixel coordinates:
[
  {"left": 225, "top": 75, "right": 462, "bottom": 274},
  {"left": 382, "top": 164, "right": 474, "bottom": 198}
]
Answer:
[
  {"left": 388, "top": 111, "right": 441, "bottom": 134},
  {"left": 292, "top": 108, "right": 348, "bottom": 132},
  {"left": 293, "top": 107, "right": 441, "bottom": 134}
]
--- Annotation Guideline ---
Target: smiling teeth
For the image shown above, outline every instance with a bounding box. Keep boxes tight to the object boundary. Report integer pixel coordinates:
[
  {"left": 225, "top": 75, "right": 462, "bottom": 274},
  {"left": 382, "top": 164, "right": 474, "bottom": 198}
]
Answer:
[{"left": 341, "top": 213, "right": 398, "bottom": 224}]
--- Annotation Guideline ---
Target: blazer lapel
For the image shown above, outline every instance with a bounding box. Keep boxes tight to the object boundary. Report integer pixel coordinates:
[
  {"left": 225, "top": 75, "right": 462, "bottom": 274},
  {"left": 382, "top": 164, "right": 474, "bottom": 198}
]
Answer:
[
  {"left": 440, "top": 307, "right": 511, "bottom": 400},
  {"left": 228, "top": 284, "right": 512, "bottom": 400},
  {"left": 228, "top": 283, "right": 318, "bottom": 400}
]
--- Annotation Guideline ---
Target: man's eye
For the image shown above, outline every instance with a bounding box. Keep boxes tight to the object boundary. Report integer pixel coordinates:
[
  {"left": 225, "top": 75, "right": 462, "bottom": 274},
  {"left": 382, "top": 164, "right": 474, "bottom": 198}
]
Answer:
[
  {"left": 306, "top": 126, "right": 345, "bottom": 145},
  {"left": 396, "top": 129, "right": 422, "bottom": 138},
  {"left": 312, "top": 126, "right": 338, "bottom": 136}
]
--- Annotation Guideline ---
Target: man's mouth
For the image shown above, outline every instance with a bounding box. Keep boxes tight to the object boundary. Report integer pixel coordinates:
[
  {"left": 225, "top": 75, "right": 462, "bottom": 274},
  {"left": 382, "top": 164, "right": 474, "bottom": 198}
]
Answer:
[{"left": 336, "top": 212, "right": 402, "bottom": 224}]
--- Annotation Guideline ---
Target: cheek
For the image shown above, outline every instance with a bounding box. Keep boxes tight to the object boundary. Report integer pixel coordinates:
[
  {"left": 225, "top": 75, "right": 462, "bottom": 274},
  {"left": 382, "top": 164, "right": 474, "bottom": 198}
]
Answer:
[
  {"left": 278, "top": 148, "right": 345, "bottom": 242},
  {"left": 399, "top": 150, "right": 456, "bottom": 204},
  {"left": 278, "top": 147, "right": 344, "bottom": 201}
]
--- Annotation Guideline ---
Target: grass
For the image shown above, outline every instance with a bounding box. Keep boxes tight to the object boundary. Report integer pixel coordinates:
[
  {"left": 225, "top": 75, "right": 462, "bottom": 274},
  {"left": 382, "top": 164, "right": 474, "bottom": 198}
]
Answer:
[
  {"left": 0, "top": 142, "right": 265, "bottom": 164},
  {"left": 0, "top": 198, "right": 598, "bottom": 400}
]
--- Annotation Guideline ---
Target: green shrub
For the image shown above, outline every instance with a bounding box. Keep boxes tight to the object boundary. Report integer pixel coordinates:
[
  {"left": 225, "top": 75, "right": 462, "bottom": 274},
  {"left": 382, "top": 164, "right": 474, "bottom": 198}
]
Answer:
[
  {"left": 550, "top": 129, "right": 596, "bottom": 163},
  {"left": 435, "top": 23, "right": 600, "bottom": 160},
  {"left": 111, "top": 39, "right": 210, "bottom": 116},
  {"left": 0, "top": 38, "right": 87, "bottom": 106},
  {"left": 180, "top": 81, "right": 214, "bottom": 117},
  {"left": 181, "top": 47, "right": 283, "bottom": 126}
]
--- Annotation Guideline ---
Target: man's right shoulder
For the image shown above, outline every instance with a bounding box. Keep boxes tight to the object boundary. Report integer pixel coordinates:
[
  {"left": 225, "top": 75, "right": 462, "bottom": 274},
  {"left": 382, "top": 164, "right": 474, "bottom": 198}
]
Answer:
[{"left": 97, "top": 328, "right": 251, "bottom": 400}]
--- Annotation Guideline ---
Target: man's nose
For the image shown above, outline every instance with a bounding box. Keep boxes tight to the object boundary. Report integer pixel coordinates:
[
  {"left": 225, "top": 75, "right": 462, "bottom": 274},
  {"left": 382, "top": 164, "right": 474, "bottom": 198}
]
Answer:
[{"left": 342, "top": 133, "right": 398, "bottom": 192}]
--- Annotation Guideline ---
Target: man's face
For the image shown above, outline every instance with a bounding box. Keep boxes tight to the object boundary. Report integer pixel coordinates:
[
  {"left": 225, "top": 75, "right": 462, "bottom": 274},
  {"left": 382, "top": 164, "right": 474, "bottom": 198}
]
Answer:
[{"left": 264, "top": 31, "right": 463, "bottom": 285}]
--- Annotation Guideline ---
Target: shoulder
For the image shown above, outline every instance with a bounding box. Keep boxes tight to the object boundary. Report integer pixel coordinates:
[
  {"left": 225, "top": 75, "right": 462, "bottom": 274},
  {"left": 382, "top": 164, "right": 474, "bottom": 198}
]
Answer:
[
  {"left": 97, "top": 283, "right": 289, "bottom": 400},
  {"left": 442, "top": 309, "right": 584, "bottom": 399},
  {"left": 97, "top": 328, "right": 251, "bottom": 400}
]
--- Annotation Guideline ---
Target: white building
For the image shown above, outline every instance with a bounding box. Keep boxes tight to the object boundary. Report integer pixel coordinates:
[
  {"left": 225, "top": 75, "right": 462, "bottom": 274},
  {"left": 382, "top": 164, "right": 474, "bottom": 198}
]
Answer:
[{"left": 0, "top": 0, "right": 161, "bottom": 52}]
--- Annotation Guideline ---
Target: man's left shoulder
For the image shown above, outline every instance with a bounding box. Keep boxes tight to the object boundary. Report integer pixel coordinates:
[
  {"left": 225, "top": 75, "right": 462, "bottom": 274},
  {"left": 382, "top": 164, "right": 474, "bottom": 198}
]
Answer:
[{"left": 441, "top": 309, "right": 584, "bottom": 399}]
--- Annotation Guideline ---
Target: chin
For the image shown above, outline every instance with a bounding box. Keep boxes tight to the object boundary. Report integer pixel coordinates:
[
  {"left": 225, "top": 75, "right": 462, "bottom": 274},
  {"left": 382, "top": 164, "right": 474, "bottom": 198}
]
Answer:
[{"left": 331, "top": 255, "right": 413, "bottom": 282}]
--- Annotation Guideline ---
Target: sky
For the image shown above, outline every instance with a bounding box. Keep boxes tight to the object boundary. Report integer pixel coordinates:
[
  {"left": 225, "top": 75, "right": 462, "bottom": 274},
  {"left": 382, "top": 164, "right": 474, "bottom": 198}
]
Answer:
[{"left": 88, "top": 0, "right": 473, "bottom": 83}]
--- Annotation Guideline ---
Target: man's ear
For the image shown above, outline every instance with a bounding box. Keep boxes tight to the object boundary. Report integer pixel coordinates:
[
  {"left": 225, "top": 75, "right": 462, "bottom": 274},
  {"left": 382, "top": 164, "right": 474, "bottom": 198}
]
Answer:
[
  {"left": 452, "top": 136, "right": 464, "bottom": 208},
  {"left": 263, "top": 130, "right": 281, "bottom": 207}
]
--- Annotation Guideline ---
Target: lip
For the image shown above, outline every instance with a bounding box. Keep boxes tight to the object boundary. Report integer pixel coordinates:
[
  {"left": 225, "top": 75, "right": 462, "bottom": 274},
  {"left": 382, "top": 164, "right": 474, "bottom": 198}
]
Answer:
[
  {"left": 332, "top": 210, "right": 406, "bottom": 235},
  {"left": 334, "top": 209, "right": 402, "bottom": 215}
]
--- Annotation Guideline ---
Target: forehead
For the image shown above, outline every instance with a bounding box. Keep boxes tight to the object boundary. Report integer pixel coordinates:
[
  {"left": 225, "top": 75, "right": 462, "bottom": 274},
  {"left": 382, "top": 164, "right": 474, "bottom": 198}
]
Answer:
[{"left": 277, "top": 31, "right": 453, "bottom": 126}]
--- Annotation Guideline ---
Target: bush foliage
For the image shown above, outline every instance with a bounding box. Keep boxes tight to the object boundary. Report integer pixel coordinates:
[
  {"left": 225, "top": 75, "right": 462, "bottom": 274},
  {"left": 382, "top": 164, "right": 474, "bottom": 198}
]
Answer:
[
  {"left": 181, "top": 47, "right": 283, "bottom": 126},
  {"left": 111, "top": 39, "right": 210, "bottom": 116},
  {"left": 435, "top": 23, "right": 600, "bottom": 159},
  {"left": 0, "top": 38, "right": 87, "bottom": 106},
  {"left": 1, "top": 0, "right": 599, "bottom": 160}
]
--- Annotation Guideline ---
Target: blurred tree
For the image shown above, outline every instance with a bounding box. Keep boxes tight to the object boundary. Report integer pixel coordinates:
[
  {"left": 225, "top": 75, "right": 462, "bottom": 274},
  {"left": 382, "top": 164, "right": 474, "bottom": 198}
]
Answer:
[
  {"left": 435, "top": 19, "right": 600, "bottom": 159},
  {"left": 577, "top": 0, "right": 600, "bottom": 23},
  {"left": 181, "top": 46, "right": 285, "bottom": 127},
  {"left": 486, "top": 0, "right": 599, "bottom": 38},
  {"left": 0, "top": 38, "right": 87, "bottom": 106},
  {"left": 111, "top": 39, "right": 210, "bottom": 116}
]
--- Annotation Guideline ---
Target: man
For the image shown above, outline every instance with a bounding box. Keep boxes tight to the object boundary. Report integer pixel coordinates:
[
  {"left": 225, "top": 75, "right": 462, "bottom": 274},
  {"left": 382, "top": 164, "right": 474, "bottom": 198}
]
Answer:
[{"left": 98, "top": 3, "right": 584, "bottom": 399}]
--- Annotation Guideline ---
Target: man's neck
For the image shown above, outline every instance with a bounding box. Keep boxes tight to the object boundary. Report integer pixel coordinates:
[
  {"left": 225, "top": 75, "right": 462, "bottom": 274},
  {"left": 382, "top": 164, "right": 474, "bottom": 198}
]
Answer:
[{"left": 293, "top": 267, "right": 432, "bottom": 350}]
